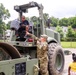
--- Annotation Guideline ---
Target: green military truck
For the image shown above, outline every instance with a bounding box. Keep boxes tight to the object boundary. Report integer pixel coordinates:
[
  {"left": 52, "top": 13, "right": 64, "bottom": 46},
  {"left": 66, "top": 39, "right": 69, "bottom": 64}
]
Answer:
[{"left": 0, "top": 1, "right": 64, "bottom": 75}]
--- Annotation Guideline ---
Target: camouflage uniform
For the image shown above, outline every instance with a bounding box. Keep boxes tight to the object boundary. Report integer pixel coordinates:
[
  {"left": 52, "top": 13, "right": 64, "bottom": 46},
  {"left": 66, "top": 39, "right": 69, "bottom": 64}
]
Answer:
[
  {"left": 29, "top": 34, "right": 49, "bottom": 75},
  {"left": 29, "top": 34, "right": 39, "bottom": 41},
  {"left": 37, "top": 35, "right": 49, "bottom": 75}
]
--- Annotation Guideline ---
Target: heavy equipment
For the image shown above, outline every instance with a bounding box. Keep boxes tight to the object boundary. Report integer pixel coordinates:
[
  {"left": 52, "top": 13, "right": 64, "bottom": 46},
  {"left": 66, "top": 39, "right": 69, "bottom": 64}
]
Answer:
[{"left": 0, "top": 1, "right": 64, "bottom": 75}]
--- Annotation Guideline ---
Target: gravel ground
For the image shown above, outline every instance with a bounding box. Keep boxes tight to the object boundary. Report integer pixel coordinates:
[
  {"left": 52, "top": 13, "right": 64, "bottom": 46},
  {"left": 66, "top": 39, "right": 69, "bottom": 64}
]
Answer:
[{"left": 63, "top": 48, "right": 76, "bottom": 75}]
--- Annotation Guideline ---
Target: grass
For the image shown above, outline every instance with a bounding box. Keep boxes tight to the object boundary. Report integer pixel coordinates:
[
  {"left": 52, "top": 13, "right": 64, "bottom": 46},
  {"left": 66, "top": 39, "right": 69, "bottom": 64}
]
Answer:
[{"left": 61, "top": 42, "right": 76, "bottom": 48}]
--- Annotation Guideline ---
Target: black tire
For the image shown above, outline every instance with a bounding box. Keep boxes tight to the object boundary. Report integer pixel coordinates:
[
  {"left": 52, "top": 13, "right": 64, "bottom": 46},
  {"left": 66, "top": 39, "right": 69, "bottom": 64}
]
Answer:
[{"left": 48, "top": 43, "right": 65, "bottom": 75}]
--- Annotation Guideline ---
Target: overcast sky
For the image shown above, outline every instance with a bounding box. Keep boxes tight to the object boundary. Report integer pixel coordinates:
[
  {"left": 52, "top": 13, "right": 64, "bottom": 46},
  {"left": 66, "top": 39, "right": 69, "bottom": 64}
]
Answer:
[{"left": 0, "top": 0, "right": 76, "bottom": 21}]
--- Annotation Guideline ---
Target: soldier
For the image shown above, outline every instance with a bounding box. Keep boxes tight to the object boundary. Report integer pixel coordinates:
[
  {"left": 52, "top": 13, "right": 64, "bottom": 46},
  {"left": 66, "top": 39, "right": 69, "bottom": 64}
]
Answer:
[
  {"left": 37, "top": 35, "right": 49, "bottom": 75},
  {"left": 26, "top": 33, "right": 49, "bottom": 75}
]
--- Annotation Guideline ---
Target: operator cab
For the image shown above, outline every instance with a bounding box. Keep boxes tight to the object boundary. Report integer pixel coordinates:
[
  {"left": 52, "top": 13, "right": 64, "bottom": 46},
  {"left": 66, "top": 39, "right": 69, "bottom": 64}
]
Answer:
[
  {"left": 10, "top": 1, "right": 44, "bottom": 42},
  {"left": 10, "top": 19, "right": 34, "bottom": 42},
  {"left": 12, "top": 1, "right": 44, "bottom": 41}
]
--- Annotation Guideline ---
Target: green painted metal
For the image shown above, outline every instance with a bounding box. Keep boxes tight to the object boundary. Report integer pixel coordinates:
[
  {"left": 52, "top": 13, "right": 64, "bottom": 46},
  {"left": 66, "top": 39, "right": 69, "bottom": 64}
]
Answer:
[
  {"left": 0, "top": 2, "right": 63, "bottom": 75},
  {"left": 0, "top": 58, "right": 38, "bottom": 75}
]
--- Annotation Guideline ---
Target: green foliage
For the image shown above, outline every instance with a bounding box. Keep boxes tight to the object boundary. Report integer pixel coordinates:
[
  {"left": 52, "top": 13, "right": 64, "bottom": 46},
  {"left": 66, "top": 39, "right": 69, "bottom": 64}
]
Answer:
[
  {"left": 0, "top": 3, "right": 10, "bottom": 20},
  {"left": 30, "top": 16, "right": 39, "bottom": 26},
  {"left": 50, "top": 16, "right": 59, "bottom": 27},
  {"left": 0, "top": 22, "right": 7, "bottom": 33},
  {"left": 74, "top": 31, "right": 76, "bottom": 38},
  {"left": 43, "top": 13, "right": 49, "bottom": 21},
  {"left": 59, "top": 18, "right": 69, "bottom": 26},
  {"left": 6, "top": 21, "right": 11, "bottom": 29},
  {"left": 0, "top": 3, "right": 10, "bottom": 34},
  {"left": 66, "top": 26, "right": 75, "bottom": 38},
  {"left": 71, "top": 17, "right": 76, "bottom": 28},
  {"left": 67, "top": 17, "right": 76, "bottom": 28},
  {"left": 30, "top": 13, "right": 49, "bottom": 26},
  {"left": 48, "top": 16, "right": 76, "bottom": 28},
  {"left": 62, "top": 37, "right": 76, "bottom": 41},
  {"left": 56, "top": 26, "right": 64, "bottom": 40},
  {"left": 43, "top": 13, "right": 49, "bottom": 25}
]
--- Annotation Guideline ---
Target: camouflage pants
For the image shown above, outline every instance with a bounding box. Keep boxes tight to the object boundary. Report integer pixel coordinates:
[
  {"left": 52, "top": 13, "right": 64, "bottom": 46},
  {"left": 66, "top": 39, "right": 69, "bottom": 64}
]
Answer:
[{"left": 37, "top": 42, "right": 49, "bottom": 75}]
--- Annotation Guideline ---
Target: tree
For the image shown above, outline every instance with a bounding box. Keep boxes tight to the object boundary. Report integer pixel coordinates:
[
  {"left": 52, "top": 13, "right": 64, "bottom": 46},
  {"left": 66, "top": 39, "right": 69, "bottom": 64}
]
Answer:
[
  {"left": 6, "top": 21, "right": 11, "bottom": 29},
  {"left": 66, "top": 26, "right": 75, "bottom": 38},
  {"left": 0, "top": 3, "right": 10, "bottom": 34},
  {"left": 59, "top": 18, "right": 69, "bottom": 26},
  {"left": 0, "top": 22, "right": 7, "bottom": 34},
  {"left": 71, "top": 17, "right": 76, "bottom": 28},
  {"left": 74, "top": 31, "right": 76, "bottom": 38},
  {"left": 30, "top": 16, "right": 39, "bottom": 26},
  {"left": 56, "top": 26, "right": 64, "bottom": 40},
  {"left": 43, "top": 13, "right": 49, "bottom": 25},
  {"left": 67, "top": 16, "right": 76, "bottom": 28},
  {"left": 50, "top": 16, "right": 59, "bottom": 27}
]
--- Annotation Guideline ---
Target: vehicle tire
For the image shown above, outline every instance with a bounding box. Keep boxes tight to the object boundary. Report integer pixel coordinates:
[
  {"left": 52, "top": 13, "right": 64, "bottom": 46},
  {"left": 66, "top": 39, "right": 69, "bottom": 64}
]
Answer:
[{"left": 48, "top": 43, "right": 64, "bottom": 75}]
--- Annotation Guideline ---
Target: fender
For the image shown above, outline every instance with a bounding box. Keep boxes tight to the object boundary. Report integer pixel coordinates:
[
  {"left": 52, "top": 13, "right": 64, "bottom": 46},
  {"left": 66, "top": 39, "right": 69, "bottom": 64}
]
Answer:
[
  {"left": 0, "top": 42, "right": 21, "bottom": 59},
  {"left": 47, "top": 37, "right": 58, "bottom": 44}
]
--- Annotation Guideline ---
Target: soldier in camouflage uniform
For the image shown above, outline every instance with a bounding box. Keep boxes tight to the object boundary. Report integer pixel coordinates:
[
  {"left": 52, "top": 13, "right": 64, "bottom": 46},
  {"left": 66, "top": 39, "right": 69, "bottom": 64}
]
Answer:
[
  {"left": 27, "top": 32, "right": 49, "bottom": 75},
  {"left": 19, "top": 29, "right": 49, "bottom": 75},
  {"left": 37, "top": 35, "right": 49, "bottom": 75}
]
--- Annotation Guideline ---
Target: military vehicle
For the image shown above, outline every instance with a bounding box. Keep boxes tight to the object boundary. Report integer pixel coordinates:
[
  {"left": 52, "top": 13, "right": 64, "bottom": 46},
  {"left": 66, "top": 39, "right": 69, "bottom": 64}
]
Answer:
[{"left": 0, "top": 1, "right": 64, "bottom": 75}]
